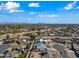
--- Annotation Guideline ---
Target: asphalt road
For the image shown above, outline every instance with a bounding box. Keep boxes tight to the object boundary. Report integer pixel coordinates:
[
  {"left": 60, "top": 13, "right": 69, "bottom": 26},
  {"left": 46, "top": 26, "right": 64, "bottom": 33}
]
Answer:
[{"left": 0, "top": 29, "right": 50, "bottom": 40}]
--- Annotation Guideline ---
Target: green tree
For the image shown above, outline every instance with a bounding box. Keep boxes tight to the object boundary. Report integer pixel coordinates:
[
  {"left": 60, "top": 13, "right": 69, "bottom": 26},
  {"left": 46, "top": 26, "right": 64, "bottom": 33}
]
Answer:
[
  {"left": 30, "top": 34, "right": 36, "bottom": 41},
  {"left": 6, "top": 34, "right": 10, "bottom": 39},
  {"left": 18, "top": 53, "right": 26, "bottom": 58}
]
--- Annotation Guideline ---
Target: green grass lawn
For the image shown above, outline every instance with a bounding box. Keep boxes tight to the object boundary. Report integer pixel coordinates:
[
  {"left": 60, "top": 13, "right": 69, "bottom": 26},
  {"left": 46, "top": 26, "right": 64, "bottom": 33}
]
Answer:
[{"left": 18, "top": 53, "right": 27, "bottom": 58}]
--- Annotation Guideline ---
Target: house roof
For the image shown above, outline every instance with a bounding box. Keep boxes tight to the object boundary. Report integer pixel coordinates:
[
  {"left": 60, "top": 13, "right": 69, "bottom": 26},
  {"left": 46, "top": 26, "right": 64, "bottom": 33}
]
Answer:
[{"left": 0, "top": 44, "right": 11, "bottom": 54}]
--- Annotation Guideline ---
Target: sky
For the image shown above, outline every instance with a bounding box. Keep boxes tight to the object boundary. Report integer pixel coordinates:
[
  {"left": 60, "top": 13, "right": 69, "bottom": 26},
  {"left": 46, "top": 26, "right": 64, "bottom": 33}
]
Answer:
[{"left": 0, "top": 1, "right": 79, "bottom": 24}]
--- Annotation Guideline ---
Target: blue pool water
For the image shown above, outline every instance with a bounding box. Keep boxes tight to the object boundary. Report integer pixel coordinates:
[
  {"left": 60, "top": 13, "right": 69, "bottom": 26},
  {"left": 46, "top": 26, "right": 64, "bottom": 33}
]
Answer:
[{"left": 36, "top": 40, "right": 44, "bottom": 46}]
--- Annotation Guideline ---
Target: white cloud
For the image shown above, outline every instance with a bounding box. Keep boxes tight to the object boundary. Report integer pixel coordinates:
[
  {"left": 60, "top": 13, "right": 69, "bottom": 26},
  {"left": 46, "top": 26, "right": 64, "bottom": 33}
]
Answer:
[
  {"left": 77, "top": 6, "right": 79, "bottom": 9},
  {"left": 0, "top": 1, "right": 24, "bottom": 13},
  {"left": 38, "top": 14, "right": 58, "bottom": 18},
  {"left": 29, "top": 12, "right": 36, "bottom": 15},
  {"left": 29, "top": 12, "right": 39, "bottom": 15},
  {"left": 9, "top": 10, "right": 24, "bottom": 13},
  {"left": 28, "top": 3, "right": 40, "bottom": 7},
  {"left": 64, "top": 1, "right": 77, "bottom": 10},
  {"left": 28, "top": 18, "right": 32, "bottom": 20}
]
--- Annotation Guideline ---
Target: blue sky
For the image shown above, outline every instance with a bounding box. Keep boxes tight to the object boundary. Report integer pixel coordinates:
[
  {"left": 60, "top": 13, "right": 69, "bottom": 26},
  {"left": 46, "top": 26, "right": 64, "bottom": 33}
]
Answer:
[{"left": 0, "top": 1, "right": 79, "bottom": 24}]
